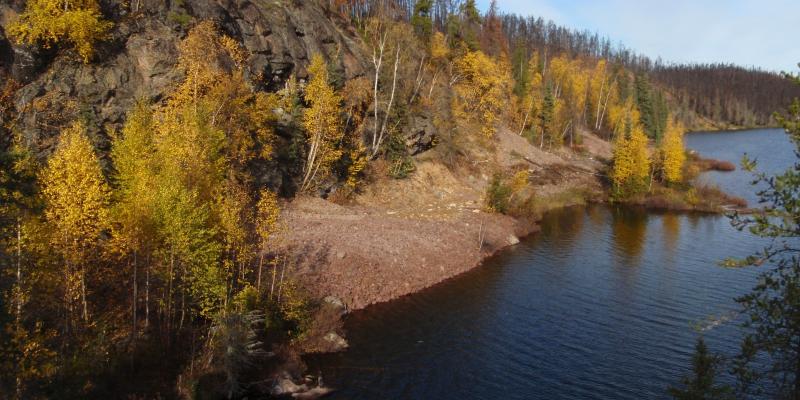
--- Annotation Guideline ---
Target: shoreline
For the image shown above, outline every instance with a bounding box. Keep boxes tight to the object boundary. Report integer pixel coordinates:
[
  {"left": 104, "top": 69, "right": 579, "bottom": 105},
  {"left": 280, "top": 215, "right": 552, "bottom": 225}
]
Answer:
[
  {"left": 687, "top": 125, "right": 781, "bottom": 134},
  {"left": 278, "top": 133, "right": 748, "bottom": 316}
]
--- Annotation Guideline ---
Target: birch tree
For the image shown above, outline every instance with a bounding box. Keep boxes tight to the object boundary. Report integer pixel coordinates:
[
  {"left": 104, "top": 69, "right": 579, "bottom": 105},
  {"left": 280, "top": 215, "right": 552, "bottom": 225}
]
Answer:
[{"left": 301, "top": 54, "right": 344, "bottom": 191}]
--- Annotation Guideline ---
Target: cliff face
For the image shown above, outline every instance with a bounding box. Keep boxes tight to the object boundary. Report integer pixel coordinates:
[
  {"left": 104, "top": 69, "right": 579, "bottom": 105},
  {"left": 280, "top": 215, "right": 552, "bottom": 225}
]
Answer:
[{"left": 0, "top": 0, "right": 368, "bottom": 153}]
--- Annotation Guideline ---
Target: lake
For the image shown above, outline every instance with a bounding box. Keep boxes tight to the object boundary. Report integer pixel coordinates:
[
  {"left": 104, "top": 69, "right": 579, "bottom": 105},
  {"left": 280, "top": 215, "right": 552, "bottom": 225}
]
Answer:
[{"left": 308, "top": 128, "right": 793, "bottom": 399}]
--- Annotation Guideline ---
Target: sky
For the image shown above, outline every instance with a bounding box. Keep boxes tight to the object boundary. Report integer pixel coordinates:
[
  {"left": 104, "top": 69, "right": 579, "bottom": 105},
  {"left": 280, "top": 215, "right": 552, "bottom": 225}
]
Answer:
[{"left": 476, "top": 0, "right": 799, "bottom": 72}]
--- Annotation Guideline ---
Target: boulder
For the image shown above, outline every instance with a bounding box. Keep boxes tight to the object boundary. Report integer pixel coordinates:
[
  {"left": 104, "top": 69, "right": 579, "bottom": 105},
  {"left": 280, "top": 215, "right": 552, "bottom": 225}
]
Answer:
[
  {"left": 323, "top": 332, "right": 349, "bottom": 352},
  {"left": 271, "top": 377, "right": 308, "bottom": 397}
]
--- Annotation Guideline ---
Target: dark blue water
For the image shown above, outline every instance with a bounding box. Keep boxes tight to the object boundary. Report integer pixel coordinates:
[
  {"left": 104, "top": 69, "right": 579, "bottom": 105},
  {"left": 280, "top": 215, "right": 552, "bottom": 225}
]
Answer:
[
  {"left": 685, "top": 128, "right": 794, "bottom": 206},
  {"left": 309, "top": 129, "right": 793, "bottom": 399}
]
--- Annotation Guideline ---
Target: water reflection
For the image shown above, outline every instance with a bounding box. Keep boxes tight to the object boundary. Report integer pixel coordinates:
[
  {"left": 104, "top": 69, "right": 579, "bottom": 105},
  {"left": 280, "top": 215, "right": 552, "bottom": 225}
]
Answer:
[
  {"left": 538, "top": 205, "right": 586, "bottom": 253},
  {"left": 611, "top": 206, "right": 649, "bottom": 265},
  {"left": 661, "top": 213, "right": 681, "bottom": 257}
]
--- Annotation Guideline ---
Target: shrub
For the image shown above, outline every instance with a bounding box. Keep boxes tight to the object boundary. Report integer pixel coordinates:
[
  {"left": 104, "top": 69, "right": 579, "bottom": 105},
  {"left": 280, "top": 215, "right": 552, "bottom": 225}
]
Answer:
[{"left": 485, "top": 174, "right": 512, "bottom": 213}]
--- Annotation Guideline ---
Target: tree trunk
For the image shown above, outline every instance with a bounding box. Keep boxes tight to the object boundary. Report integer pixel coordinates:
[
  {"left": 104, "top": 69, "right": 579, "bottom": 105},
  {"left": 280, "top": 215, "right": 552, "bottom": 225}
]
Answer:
[
  {"left": 257, "top": 254, "right": 264, "bottom": 292},
  {"left": 428, "top": 70, "right": 439, "bottom": 99},
  {"left": 145, "top": 258, "right": 150, "bottom": 330},
  {"left": 14, "top": 218, "right": 22, "bottom": 400},
  {"left": 15, "top": 217, "right": 22, "bottom": 327},
  {"left": 167, "top": 247, "right": 174, "bottom": 335},
  {"left": 409, "top": 55, "right": 426, "bottom": 105},
  {"left": 81, "top": 265, "right": 88, "bottom": 324},
  {"left": 179, "top": 286, "right": 185, "bottom": 331},
  {"left": 371, "top": 35, "right": 385, "bottom": 155},
  {"left": 540, "top": 126, "right": 545, "bottom": 149},
  {"left": 373, "top": 47, "right": 401, "bottom": 158},
  {"left": 132, "top": 250, "right": 138, "bottom": 339},
  {"left": 595, "top": 76, "right": 606, "bottom": 130},
  {"left": 270, "top": 259, "right": 277, "bottom": 301},
  {"left": 277, "top": 260, "right": 286, "bottom": 303}
]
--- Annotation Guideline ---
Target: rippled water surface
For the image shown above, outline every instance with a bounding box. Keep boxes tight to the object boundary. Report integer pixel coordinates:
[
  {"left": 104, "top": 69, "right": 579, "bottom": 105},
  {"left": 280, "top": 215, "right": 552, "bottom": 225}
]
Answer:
[
  {"left": 685, "top": 128, "right": 793, "bottom": 205},
  {"left": 309, "top": 129, "right": 793, "bottom": 399}
]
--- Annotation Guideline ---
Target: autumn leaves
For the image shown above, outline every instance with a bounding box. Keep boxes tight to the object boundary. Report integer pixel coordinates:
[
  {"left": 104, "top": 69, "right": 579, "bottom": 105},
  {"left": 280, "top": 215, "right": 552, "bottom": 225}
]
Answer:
[
  {"left": 9, "top": 0, "right": 112, "bottom": 62},
  {"left": 38, "top": 22, "right": 285, "bottom": 333},
  {"left": 610, "top": 109, "right": 687, "bottom": 199}
]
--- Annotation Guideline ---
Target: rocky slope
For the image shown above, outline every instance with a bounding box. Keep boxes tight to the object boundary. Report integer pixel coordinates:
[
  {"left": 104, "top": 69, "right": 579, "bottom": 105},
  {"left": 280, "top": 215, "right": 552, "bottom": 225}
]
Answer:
[{"left": 1, "top": 0, "right": 367, "bottom": 155}]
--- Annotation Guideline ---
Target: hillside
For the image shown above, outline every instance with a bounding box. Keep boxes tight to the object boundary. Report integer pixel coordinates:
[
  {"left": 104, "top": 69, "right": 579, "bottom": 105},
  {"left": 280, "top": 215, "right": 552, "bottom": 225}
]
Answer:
[{"left": 0, "top": 1, "right": 770, "bottom": 399}]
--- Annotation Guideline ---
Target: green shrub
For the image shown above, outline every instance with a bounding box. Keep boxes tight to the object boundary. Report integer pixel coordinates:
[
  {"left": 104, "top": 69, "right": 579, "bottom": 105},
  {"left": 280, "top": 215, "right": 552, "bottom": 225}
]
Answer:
[{"left": 485, "top": 174, "right": 512, "bottom": 213}]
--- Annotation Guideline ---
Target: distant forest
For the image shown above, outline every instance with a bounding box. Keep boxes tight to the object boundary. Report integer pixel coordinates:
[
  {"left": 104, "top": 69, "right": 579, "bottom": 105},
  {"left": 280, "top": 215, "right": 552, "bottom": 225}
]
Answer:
[{"left": 331, "top": 0, "right": 800, "bottom": 128}]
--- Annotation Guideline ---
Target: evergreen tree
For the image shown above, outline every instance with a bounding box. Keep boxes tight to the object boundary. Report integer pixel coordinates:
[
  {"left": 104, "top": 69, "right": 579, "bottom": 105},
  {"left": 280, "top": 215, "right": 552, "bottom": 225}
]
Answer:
[
  {"left": 668, "top": 337, "right": 732, "bottom": 400},
  {"left": 724, "top": 70, "right": 800, "bottom": 400},
  {"left": 411, "top": 0, "right": 433, "bottom": 41},
  {"left": 511, "top": 41, "right": 530, "bottom": 99},
  {"left": 458, "top": 0, "right": 481, "bottom": 50},
  {"left": 539, "top": 85, "right": 555, "bottom": 148},
  {"left": 635, "top": 73, "right": 656, "bottom": 139}
]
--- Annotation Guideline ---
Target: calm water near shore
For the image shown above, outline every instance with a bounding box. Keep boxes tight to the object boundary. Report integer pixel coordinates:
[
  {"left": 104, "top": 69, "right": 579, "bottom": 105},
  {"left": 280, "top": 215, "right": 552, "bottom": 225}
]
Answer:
[{"left": 308, "top": 128, "right": 792, "bottom": 399}]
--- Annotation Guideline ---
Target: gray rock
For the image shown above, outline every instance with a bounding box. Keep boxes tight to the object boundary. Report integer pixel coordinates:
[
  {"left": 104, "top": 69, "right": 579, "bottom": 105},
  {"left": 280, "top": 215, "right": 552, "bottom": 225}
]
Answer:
[
  {"left": 292, "top": 386, "right": 335, "bottom": 399},
  {"left": 323, "top": 295, "right": 345, "bottom": 309},
  {"left": 272, "top": 377, "right": 308, "bottom": 397},
  {"left": 323, "top": 332, "right": 349, "bottom": 352},
  {"left": 507, "top": 235, "right": 520, "bottom": 245}
]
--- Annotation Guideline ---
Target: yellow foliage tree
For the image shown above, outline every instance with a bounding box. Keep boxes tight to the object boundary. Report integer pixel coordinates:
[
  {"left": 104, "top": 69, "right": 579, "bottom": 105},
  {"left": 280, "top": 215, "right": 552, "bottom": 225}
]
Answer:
[
  {"left": 110, "top": 101, "right": 158, "bottom": 332},
  {"left": 301, "top": 54, "right": 343, "bottom": 192},
  {"left": 430, "top": 31, "right": 449, "bottom": 61},
  {"left": 41, "top": 121, "right": 110, "bottom": 326},
  {"left": 9, "top": 0, "right": 113, "bottom": 63},
  {"left": 517, "top": 54, "right": 543, "bottom": 136},
  {"left": 453, "top": 50, "right": 509, "bottom": 137},
  {"left": 660, "top": 119, "right": 686, "bottom": 184},
  {"left": 611, "top": 114, "right": 651, "bottom": 198},
  {"left": 254, "top": 189, "right": 280, "bottom": 293}
]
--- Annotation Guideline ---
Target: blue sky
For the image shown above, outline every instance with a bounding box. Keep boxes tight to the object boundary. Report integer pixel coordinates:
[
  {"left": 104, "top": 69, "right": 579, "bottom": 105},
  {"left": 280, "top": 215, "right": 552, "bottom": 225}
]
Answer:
[{"left": 476, "top": 0, "right": 799, "bottom": 72}]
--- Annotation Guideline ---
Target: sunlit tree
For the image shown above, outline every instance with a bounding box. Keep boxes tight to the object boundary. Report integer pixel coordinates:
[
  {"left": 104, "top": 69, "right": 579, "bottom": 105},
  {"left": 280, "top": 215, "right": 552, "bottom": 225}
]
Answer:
[
  {"left": 453, "top": 50, "right": 509, "bottom": 137},
  {"left": 41, "top": 121, "right": 110, "bottom": 327},
  {"left": 659, "top": 119, "right": 686, "bottom": 184},
  {"left": 9, "top": 0, "right": 112, "bottom": 62},
  {"left": 301, "top": 54, "right": 343, "bottom": 191}
]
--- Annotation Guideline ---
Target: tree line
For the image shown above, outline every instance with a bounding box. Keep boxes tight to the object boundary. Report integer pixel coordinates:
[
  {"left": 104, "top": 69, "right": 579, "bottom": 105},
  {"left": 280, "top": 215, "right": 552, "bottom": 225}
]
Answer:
[{"left": 330, "top": 0, "right": 800, "bottom": 129}]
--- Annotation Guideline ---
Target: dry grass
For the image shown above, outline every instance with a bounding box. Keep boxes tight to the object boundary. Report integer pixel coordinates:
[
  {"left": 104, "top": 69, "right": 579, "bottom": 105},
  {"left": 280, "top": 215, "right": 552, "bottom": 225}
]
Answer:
[
  {"left": 638, "top": 183, "right": 747, "bottom": 212},
  {"left": 511, "top": 187, "right": 593, "bottom": 220},
  {"left": 688, "top": 153, "right": 736, "bottom": 172}
]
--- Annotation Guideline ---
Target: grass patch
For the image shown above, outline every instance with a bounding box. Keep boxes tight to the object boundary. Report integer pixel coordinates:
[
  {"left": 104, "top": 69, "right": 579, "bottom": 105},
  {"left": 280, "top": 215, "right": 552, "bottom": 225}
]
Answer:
[
  {"left": 511, "top": 187, "right": 593, "bottom": 220},
  {"left": 688, "top": 152, "right": 736, "bottom": 172},
  {"left": 636, "top": 183, "right": 747, "bottom": 212}
]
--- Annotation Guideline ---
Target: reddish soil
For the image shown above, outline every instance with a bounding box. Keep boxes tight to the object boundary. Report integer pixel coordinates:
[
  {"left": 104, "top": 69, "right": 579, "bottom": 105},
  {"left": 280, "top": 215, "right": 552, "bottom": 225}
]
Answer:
[
  {"left": 271, "top": 126, "right": 608, "bottom": 311},
  {"left": 272, "top": 197, "right": 535, "bottom": 311}
]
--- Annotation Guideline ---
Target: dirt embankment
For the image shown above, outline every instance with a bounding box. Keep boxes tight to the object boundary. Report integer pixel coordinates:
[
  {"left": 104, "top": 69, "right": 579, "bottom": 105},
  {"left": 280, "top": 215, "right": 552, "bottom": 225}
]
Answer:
[{"left": 272, "top": 128, "right": 608, "bottom": 311}]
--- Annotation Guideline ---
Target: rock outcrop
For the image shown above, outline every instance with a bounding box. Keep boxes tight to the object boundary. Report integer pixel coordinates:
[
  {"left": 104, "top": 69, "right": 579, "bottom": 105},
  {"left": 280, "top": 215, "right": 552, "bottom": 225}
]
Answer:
[{"left": 0, "top": 0, "right": 368, "bottom": 155}]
